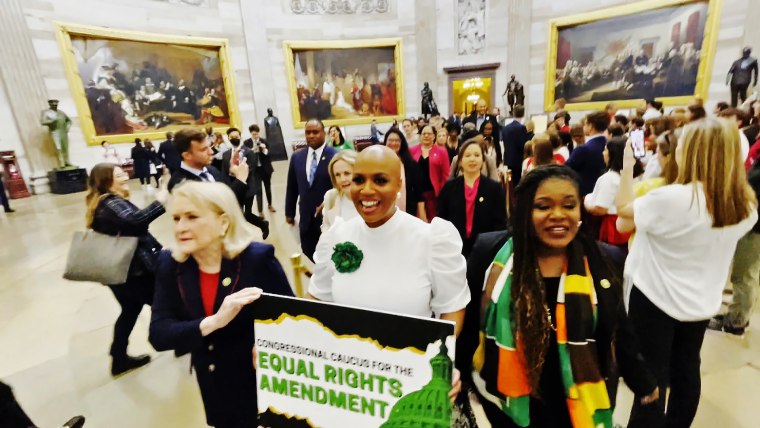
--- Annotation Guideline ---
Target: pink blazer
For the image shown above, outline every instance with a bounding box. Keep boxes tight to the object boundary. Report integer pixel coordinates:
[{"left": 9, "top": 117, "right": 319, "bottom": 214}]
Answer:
[{"left": 410, "top": 144, "right": 450, "bottom": 196}]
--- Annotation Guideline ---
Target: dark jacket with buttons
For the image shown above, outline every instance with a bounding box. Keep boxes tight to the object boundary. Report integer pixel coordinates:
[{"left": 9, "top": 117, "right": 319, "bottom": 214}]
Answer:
[
  {"left": 90, "top": 195, "right": 164, "bottom": 279},
  {"left": 149, "top": 243, "right": 293, "bottom": 426}
]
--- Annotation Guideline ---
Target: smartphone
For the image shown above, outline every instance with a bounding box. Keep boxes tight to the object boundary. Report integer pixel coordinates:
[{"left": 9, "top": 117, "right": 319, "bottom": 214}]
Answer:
[{"left": 630, "top": 129, "right": 645, "bottom": 159}]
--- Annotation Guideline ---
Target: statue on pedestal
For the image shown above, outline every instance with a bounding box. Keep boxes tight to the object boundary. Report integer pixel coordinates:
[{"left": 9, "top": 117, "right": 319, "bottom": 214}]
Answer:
[
  {"left": 421, "top": 82, "right": 439, "bottom": 119},
  {"left": 502, "top": 75, "right": 525, "bottom": 117},
  {"left": 264, "top": 108, "right": 288, "bottom": 161},
  {"left": 40, "top": 99, "right": 73, "bottom": 169},
  {"left": 727, "top": 47, "right": 758, "bottom": 107}
]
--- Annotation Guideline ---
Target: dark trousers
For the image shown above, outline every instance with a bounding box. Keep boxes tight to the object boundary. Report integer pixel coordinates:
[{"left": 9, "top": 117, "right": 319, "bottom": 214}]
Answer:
[
  {"left": 300, "top": 222, "right": 322, "bottom": 262},
  {"left": 254, "top": 173, "right": 273, "bottom": 212},
  {"left": 731, "top": 82, "right": 749, "bottom": 107},
  {"left": 0, "top": 381, "right": 35, "bottom": 428},
  {"left": 108, "top": 274, "right": 154, "bottom": 358},
  {"left": 242, "top": 198, "right": 267, "bottom": 233},
  {"left": 627, "top": 286, "right": 708, "bottom": 428},
  {"left": 1, "top": 178, "right": 11, "bottom": 211}
]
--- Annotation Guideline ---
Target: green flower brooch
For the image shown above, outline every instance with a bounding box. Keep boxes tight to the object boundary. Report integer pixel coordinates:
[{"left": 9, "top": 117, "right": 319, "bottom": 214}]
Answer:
[{"left": 331, "top": 242, "right": 363, "bottom": 273}]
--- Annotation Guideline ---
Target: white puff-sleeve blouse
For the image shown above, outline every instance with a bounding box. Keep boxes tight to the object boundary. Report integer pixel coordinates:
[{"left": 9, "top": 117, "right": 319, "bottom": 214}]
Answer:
[{"left": 308, "top": 209, "right": 470, "bottom": 318}]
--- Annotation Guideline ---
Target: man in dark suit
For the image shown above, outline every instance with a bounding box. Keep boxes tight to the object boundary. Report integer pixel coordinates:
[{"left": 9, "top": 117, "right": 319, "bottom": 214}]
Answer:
[
  {"left": 501, "top": 104, "right": 530, "bottom": 185},
  {"left": 565, "top": 111, "right": 610, "bottom": 196},
  {"left": 221, "top": 127, "right": 263, "bottom": 222},
  {"left": 167, "top": 128, "right": 269, "bottom": 239},
  {"left": 244, "top": 124, "right": 276, "bottom": 214},
  {"left": 285, "top": 119, "right": 337, "bottom": 261},
  {"left": 157, "top": 131, "right": 181, "bottom": 175},
  {"left": 464, "top": 99, "right": 502, "bottom": 164}
]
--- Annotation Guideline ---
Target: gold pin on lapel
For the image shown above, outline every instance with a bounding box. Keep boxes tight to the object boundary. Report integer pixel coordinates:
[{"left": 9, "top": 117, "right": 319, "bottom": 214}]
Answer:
[
  {"left": 479, "top": 197, "right": 484, "bottom": 202},
  {"left": 222, "top": 277, "right": 232, "bottom": 287},
  {"left": 600, "top": 279, "right": 611, "bottom": 289},
  {"left": 321, "top": 156, "right": 325, "bottom": 161}
]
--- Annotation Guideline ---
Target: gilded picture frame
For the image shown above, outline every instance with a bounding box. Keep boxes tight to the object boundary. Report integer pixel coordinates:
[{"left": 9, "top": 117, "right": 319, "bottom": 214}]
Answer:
[
  {"left": 54, "top": 22, "right": 241, "bottom": 146},
  {"left": 544, "top": 0, "right": 723, "bottom": 111},
  {"left": 283, "top": 38, "right": 405, "bottom": 128}
]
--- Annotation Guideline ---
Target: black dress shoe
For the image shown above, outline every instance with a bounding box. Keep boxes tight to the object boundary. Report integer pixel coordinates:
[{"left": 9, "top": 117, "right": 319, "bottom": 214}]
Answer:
[
  {"left": 61, "top": 415, "right": 86, "bottom": 428},
  {"left": 262, "top": 220, "right": 270, "bottom": 240},
  {"left": 111, "top": 354, "right": 151, "bottom": 377},
  {"left": 3, "top": 208, "right": 13, "bottom": 213}
]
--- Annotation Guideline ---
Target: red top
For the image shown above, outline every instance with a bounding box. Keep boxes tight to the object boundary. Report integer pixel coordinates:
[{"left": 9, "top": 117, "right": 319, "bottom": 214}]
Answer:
[
  {"left": 200, "top": 270, "right": 219, "bottom": 316},
  {"left": 746, "top": 139, "right": 760, "bottom": 170},
  {"left": 464, "top": 177, "right": 481, "bottom": 238},
  {"left": 409, "top": 144, "right": 451, "bottom": 196}
]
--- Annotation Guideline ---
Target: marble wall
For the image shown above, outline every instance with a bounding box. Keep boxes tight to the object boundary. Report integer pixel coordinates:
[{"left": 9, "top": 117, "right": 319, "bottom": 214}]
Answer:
[{"left": 2, "top": 0, "right": 756, "bottom": 181}]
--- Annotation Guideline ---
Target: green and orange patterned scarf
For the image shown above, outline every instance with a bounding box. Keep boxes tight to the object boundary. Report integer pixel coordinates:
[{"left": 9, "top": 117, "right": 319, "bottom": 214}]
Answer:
[{"left": 474, "top": 238, "right": 612, "bottom": 427}]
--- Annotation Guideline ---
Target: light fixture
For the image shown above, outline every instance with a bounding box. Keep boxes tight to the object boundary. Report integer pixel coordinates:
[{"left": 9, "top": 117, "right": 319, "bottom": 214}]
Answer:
[{"left": 462, "top": 78, "right": 484, "bottom": 89}]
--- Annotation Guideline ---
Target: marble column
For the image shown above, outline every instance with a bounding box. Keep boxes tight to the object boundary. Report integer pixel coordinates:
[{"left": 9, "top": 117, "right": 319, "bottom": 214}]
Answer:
[
  {"left": 0, "top": 0, "right": 57, "bottom": 192},
  {"left": 415, "top": 0, "right": 439, "bottom": 110},
  {"left": 504, "top": 0, "right": 532, "bottom": 112}
]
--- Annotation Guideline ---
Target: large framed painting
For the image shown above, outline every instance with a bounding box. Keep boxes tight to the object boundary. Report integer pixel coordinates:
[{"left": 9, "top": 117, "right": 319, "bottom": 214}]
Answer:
[
  {"left": 283, "top": 38, "right": 405, "bottom": 128},
  {"left": 54, "top": 22, "right": 241, "bottom": 145},
  {"left": 544, "top": 0, "right": 723, "bottom": 111}
]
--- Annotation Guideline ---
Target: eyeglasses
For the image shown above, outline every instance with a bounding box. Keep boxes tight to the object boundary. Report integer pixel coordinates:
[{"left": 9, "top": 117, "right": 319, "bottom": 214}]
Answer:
[{"left": 421, "top": 132, "right": 435, "bottom": 136}]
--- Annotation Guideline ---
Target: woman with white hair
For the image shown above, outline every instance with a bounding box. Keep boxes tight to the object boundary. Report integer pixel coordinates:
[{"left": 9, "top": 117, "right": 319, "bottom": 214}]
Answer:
[{"left": 149, "top": 181, "right": 292, "bottom": 428}]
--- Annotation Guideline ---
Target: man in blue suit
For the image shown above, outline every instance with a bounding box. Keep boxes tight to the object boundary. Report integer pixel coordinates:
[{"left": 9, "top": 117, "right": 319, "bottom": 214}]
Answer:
[
  {"left": 501, "top": 104, "right": 530, "bottom": 185},
  {"left": 285, "top": 119, "right": 337, "bottom": 261},
  {"left": 565, "top": 111, "right": 610, "bottom": 196}
]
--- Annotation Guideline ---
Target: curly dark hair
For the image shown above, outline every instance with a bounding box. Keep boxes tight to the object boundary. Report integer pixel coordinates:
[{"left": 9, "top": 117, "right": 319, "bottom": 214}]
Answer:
[{"left": 510, "top": 165, "right": 579, "bottom": 392}]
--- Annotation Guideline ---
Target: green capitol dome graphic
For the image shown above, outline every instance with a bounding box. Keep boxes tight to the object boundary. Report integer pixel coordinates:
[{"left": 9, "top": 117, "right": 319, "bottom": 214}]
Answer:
[{"left": 380, "top": 341, "right": 453, "bottom": 428}]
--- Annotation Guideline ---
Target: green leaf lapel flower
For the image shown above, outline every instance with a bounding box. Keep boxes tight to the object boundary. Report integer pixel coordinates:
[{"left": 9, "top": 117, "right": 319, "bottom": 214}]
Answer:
[{"left": 331, "top": 242, "right": 363, "bottom": 274}]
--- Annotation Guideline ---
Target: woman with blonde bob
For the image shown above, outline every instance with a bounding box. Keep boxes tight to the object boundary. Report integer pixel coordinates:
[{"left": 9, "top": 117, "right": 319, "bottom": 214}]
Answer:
[
  {"left": 617, "top": 118, "right": 758, "bottom": 427},
  {"left": 321, "top": 150, "right": 360, "bottom": 232},
  {"left": 149, "top": 181, "right": 292, "bottom": 428}
]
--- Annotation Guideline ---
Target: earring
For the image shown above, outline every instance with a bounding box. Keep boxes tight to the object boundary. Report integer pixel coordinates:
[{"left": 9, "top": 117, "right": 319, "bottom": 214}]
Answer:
[
  {"left": 578, "top": 220, "right": 583, "bottom": 227},
  {"left": 397, "top": 192, "right": 401, "bottom": 200}
]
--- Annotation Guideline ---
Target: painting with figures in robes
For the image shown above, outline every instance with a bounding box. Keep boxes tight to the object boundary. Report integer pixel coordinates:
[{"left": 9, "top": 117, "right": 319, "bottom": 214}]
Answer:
[
  {"left": 545, "top": 0, "right": 721, "bottom": 111},
  {"left": 284, "top": 39, "right": 405, "bottom": 128},
  {"left": 55, "top": 23, "right": 240, "bottom": 145}
]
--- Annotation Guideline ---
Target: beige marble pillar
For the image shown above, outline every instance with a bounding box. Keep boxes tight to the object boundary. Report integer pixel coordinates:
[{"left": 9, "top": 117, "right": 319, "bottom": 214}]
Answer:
[
  {"left": 504, "top": 0, "right": 532, "bottom": 111},
  {"left": 0, "top": 0, "right": 57, "bottom": 190},
  {"left": 415, "top": 0, "right": 439, "bottom": 105}
]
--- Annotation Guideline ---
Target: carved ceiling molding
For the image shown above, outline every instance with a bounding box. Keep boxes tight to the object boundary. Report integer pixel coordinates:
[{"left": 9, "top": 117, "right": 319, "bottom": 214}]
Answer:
[{"left": 289, "top": 0, "right": 390, "bottom": 15}]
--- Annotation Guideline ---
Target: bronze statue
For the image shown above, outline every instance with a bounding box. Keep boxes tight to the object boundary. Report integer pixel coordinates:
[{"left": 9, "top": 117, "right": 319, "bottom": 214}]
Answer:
[
  {"left": 420, "top": 82, "right": 439, "bottom": 119},
  {"left": 502, "top": 75, "right": 525, "bottom": 117},
  {"left": 727, "top": 47, "right": 758, "bottom": 107},
  {"left": 40, "top": 99, "right": 73, "bottom": 169},
  {"left": 264, "top": 108, "right": 287, "bottom": 161}
]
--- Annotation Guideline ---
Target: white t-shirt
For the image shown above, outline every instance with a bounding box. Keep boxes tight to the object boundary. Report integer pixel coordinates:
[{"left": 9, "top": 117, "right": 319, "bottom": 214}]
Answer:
[
  {"left": 309, "top": 210, "right": 471, "bottom": 318},
  {"left": 584, "top": 170, "right": 620, "bottom": 214},
  {"left": 624, "top": 183, "right": 758, "bottom": 321},
  {"left": 641, "top": 157, "right": 662, "bottom": 180},
  {"left": 554, "top": 146, "right": 570, "bottom": 162},
  {"left": 740, "top": 131, "right": 750, "bottom": 161}
]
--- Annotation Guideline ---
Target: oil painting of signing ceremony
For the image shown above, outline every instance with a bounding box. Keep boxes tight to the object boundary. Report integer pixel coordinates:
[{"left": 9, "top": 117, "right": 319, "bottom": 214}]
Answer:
[
  {"left": 554, "top": 1, "right": 707, "bottom": 103},
  {"left": 292, "top": 47, "right": 398, "bottom": 122},
  {"left": 74, "top": 37, "right": 230, "bottom": 135}
]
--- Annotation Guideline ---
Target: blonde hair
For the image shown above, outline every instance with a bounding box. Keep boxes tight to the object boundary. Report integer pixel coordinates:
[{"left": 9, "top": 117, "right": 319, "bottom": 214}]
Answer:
[
  {"left": 170, "top": 181, "right": 258, "bottom": 262},
  {"left": 328, "top": 150, "right": 357, "bottom": 191},
  {"left": 677, "top": 118, "right": 756, "bottom": 227}
]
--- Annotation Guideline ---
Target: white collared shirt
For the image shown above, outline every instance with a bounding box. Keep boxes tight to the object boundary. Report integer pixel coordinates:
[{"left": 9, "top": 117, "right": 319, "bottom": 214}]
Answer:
[
  {"left": 585, "top": 133, "right": 604, "bottom": 143},
  {"left": 180, "top": 161, "right": 215, "bottom": 182},
  {"left": 305, "top": 143, "right": 326, "bottom": 179},
  {"left": 476, "top": 115, "right": 486, "bottom": 130}
]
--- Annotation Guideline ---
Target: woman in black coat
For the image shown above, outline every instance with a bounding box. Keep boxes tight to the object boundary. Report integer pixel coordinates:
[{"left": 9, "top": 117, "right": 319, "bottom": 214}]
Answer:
[
  {"left": 149, "top": 181, "right": 293, "bottom": 428},
  {"left": 437, "top": 139, "right": 507, "bottom": 257},
  {"left": 130, "top": 138, "right": 151, "bottom": 187},
  {"left": 384, "top": 128, "right": 428, "bottom": 221},
  {"left": 86, "top": 162, "right": 168, "bottom": 376}
]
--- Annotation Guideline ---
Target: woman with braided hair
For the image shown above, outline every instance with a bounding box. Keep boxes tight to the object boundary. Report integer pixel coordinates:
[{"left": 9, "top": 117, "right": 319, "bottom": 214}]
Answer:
[{"left": 473, "top": 165, "right": 658, "bottom": 427}]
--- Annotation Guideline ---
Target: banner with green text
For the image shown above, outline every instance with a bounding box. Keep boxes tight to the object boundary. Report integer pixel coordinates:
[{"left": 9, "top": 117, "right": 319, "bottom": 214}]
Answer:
[{"left": 252, "top": 293, "right": 456, "bottom": 428}]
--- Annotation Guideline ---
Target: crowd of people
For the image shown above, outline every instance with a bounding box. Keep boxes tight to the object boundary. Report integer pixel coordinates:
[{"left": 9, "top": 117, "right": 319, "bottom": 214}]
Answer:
[{"left": 4, "top": 91, "right": 760, "bottom": 428}]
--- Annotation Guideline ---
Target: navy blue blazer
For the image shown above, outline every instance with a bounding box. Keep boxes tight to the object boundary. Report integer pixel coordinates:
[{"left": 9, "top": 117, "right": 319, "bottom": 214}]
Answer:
[
  {"left": 501, "top": 120, "right": 529, "bottom": 184},
  {"left": 284, "top": 145, "right": 337, "bottom": 233},
  {"left": 565, "top": 135, "right": 607, "bottom": 196},
  {"left": 149, "top": 243, "right": 293, "bottom": 426}
]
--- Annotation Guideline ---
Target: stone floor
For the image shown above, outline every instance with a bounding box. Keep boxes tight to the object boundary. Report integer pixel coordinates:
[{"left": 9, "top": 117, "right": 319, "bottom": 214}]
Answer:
[{"left": 0, "top": 165, "right": 758, "bottom": 427}]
